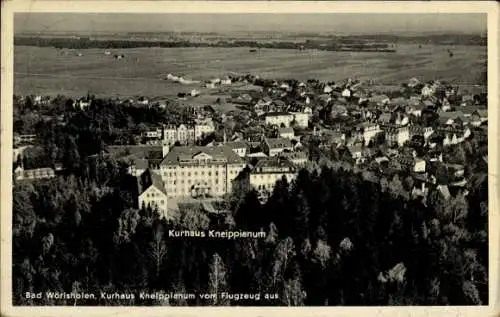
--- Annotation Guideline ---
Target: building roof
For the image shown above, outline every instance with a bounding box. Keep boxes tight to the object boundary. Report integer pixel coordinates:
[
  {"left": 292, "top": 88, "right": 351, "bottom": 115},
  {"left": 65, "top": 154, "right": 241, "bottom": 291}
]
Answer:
[
  {"left": 347, "top": 144, "right": 363, "bottom": 154},
  {"left": 24, "top": 167, "right": 55, "bottom": 174},
  {"left": 161, "top": 145, "right": 243, "bottom": 166},
  {"left": 264, "top": 111, "right": 292, "bottom": 117},
  {"left": 278, "top": 127, "right": 294, "bottom": 134},
  {"left": 123, "top": 154, "right": 149, "bottom": 170},
  {"left": 137, "top": 169, "right": 168, "bottom": 196},
  {"left": 251, "top": 156, "right": 296, "bottom": 174},
  {"left": 439, "top": 111, "right": 465, "bottom": 120},
  {"left": 223, "top": 141, "right": 248, "bottom": 150},
  {"left": 279, "top": 151, "right": 307, "bottom": 160},
  {"left": 264, "top": 138, "right": 293, "bottom": 149},
  {"left": 378, "top": 113, "right": 392, "bottom": 124}
]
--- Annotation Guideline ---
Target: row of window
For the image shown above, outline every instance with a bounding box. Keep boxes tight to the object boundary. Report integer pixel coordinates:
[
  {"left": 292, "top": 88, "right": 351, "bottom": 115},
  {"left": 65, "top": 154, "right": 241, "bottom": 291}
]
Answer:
[{"left": 166, "top": 179, "right": 225, "bottom": 185}]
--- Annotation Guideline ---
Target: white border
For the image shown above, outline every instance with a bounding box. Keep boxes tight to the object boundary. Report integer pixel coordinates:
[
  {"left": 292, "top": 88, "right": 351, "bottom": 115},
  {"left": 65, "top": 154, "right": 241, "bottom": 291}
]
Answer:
[{"left": 1, "top": 1, "right": 498, "bottom": 317}]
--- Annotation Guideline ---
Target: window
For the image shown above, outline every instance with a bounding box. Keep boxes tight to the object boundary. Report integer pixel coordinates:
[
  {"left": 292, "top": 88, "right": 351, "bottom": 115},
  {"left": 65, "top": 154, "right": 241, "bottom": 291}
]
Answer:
[{"left": 188, "top": 172, "right": 191, "bottom": 176}]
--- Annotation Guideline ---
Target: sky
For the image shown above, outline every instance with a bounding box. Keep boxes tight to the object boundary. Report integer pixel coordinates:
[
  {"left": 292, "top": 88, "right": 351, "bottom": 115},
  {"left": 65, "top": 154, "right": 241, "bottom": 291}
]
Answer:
[{"left": 14, "top": 13, "right": 487, "bottom": 36}]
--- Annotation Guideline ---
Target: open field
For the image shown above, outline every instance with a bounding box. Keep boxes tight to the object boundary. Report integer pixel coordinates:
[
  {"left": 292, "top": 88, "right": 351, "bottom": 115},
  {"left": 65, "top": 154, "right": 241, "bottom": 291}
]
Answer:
[{"left": 15, "top": 44, "right": 486, "bottom": 98}]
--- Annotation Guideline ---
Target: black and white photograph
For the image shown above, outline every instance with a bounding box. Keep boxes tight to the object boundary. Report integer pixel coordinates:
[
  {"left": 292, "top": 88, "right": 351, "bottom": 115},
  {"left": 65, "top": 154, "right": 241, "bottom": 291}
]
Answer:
[{"left": 1, "top": 1, "right": 496, "bottom": 314}]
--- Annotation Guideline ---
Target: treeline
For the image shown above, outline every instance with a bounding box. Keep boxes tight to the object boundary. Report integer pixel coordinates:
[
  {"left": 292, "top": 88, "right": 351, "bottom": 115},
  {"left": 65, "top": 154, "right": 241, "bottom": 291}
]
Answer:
[
  {"left": 12, "top": 157, "right": 488, "bottom": 305},
  {"left": 14, "top": 36, "right": 396, "bottom": 52}
]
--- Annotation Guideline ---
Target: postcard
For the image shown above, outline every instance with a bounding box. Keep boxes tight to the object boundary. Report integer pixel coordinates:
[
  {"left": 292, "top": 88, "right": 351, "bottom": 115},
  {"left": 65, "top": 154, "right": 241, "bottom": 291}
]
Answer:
[{"left": 1, "top": 1, "right": 498, "bottom": 317}]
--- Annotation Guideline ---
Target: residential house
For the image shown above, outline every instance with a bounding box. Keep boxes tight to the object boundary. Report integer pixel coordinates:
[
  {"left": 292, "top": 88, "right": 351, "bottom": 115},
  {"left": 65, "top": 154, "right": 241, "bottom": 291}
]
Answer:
[
  {"left": 262, "top": 138, "right": 293, "bottom": 157},
  {"left": 14, "top": 134, "right": 37, "bottom": 145},
  {"left": 470, "top": 109, "right": 488, "bottom": 126},
  {"left": 137, "top": 169, "right": 169, "bottom": 219},
  {"left": 384, "top": 125, "right": 410, "bottom": 147},
  {"left": 438, "top": 111, "right": 466, "bottom": 127},
  {"left": 341, "top": 88, "right": 352, "bottom": 98},
  {"left": 74, "top": 98, "right": 91, "bottom": 110},
  {"left": 394, "top": 157, "right": 426, "bottom": 173},
  {"left": 346, "top": 144, "right": 369, "bottom": 165},
  {"left": 421, "top": 84, "right": 435, "bottom": 97},
  {"left": 441, "top": 126, "right": 471, "bottom": 146},
  {"left": 249, "top": 157, "right": 297, "bottom": 193},
  {"left": 163, "top": 123, "right": 195, "bottom": 145},
  {"left": 323, "top": 85, "right": 333, "bottom": 94},
  {"left": 142, "top": 127, "right": 163, "bottom": 140},
  {"left": 407, "top": 104, "right": 427, "bottom": 117},
  {"left": 356, "top": 122, "right": 382, "bottom": 146},
  {"left": 291, "top": 111, "right": 310, "bottom": 128},
  {"left": 224, "top": 141, "right": 248, "bottom": 158},
  {"left": 162, "top": 120, "right": 215, "bottom": 146},
  {"left": 394, "top": 113, "right": 409, "bottom": 126},
  {"left": 221, "top": 77, "right": 232, "bottom": 85},
  {"left": 279, "top": 151, "right": 308, "bottom": 168},
  {"left": 377, "top": 112, "right": 392, "bottom": 125},
  {"left": 410, "top": 126, "right": 434, "bottom": 142},
  {"left": 15, "top": 166, "right": 55, "bottom": 181},
  {"left": 264, "top": 112, "right": 294, "bottom": 128},
  {"left": 369, "top": 94, "right": 390, "bottom": 106},
  {"left": 441, "top": 98, "right": 452, "bottom": 112}
]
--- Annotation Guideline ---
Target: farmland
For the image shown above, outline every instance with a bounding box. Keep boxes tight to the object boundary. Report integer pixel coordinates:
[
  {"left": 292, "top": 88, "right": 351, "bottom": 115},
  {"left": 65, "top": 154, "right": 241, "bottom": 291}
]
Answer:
[{"left": 15, "top": 44, "right": 486, "bottom": 98}]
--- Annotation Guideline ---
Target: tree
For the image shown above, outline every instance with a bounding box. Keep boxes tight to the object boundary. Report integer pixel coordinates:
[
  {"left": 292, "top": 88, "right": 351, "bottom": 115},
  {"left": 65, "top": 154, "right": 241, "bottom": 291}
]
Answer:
[
  {"left": 148, "top": 223, "right": 167, "bottom": 280},
  {"left": 312, "top": 240, "right": 331, "bottom": 269},
  {"left": 207, "top": 253, "right": 230, "bottom": 305},
  {"left": 282, "top": 277, "right": 307, "bottom": 306},
  {"left": 272, "top": 237, "right": 296, "bottom": 288}
]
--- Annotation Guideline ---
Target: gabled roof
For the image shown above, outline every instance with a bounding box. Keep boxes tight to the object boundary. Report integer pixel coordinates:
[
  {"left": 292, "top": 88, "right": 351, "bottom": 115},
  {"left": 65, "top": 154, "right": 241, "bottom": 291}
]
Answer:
[
  {"left": 278, "top": 127, "right": 294, "bottom": 134},
  {"left": 161, "top": 145, "right": 243, "bottom": 165},
  {"left": 224, "top": 141, "right": 248, "bottom": 150},
  {"left": 264, "top": 138, "right": 293, "bottom": 149},
  {"left": 137, "top": 169, "right": 168, "bottom": 196},
  {"left": 378, "top": 113, "right": 392, "bottom": 124},
  {"left": 252, "top": 156, "right": 296, "bottom": 173},
  {"left": 264, "top": 111, "right": 292, "bottom": 117}
]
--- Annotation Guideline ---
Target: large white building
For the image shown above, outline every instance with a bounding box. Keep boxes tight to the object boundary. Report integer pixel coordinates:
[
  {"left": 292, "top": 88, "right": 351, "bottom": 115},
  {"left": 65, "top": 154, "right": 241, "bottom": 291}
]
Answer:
[
  {"left": 384, "top": 125, "right": 411, "bottom": 147},
  {"left": 162, "top": 119, "right": 215, "bottom": 145},
  {"left": 357, "top": 123, "right": 382, "bottom": 146},
  {"left": 156, "top": 145, "right": 246, "bottom": 198},
  {"left": 261, "top": 138, "right": 294, "bottom": 157},
  {"left": 249, "top": 157, "right": 297, "bottom": 193},
  {"left": 291, "top": 112, "right": 310, "bottom": 128},
  {"left": 264, "top": 112, "right": 295, "bottom": 128}
]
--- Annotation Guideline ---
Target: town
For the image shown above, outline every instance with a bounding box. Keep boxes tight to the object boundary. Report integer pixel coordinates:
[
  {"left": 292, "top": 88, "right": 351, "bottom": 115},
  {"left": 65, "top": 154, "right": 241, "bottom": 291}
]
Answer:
[
  {"left": 13, "top": 72, "right": 488, "bottom": 217},
  {"left": 12, "top": 71, "right": 489, "bottom": 306}
]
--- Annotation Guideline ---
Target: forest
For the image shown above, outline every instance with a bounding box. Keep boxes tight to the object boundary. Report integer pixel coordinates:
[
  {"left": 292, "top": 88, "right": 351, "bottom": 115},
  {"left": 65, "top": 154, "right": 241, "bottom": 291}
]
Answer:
[
  {"left": 12, "top": 156, "right": 488, "bottom": 306},
  {"left": 12, "top": 95, "right": 488, "bottom": 306},
  {"left": 14, "top": 36, "right": 395, "bottom": 52}
]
